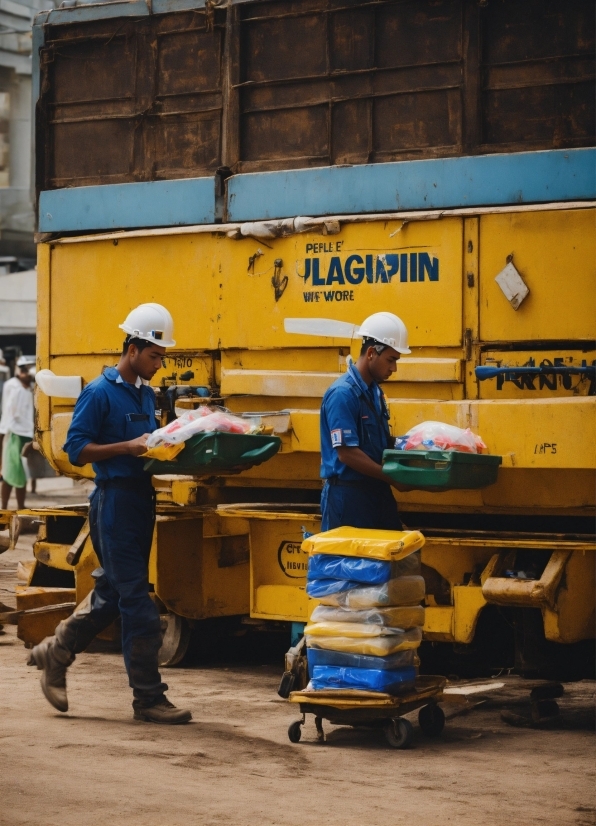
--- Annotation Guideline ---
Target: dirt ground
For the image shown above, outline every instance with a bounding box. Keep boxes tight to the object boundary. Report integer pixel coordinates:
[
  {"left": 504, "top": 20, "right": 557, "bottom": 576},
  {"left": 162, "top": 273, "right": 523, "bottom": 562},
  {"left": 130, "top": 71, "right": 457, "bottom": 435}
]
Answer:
[{"left": 1, "top": 481, "right": 595, "bottom": 826}]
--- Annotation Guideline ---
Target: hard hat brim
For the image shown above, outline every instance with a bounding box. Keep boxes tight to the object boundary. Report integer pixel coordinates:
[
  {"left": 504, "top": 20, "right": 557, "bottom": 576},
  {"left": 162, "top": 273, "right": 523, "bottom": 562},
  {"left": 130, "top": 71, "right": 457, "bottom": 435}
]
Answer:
[{"left": 119, "top": 323, "right": 176, "bottom": 348}]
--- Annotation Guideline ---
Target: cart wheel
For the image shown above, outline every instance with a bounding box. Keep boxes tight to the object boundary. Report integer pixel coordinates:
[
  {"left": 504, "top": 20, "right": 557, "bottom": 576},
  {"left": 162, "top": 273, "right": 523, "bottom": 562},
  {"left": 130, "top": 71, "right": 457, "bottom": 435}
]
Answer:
[
  {"left": 288, "top": 721, "right": 303, "bottom": 743},
  {"left": 418, "top": 703, "right": 445, "bottom": 737},
  {"left": 384, "top": 717, "right": 413, "bottom": 749},
  {"left": 158, "top": 613, "right": 191, "bottom": 667}
]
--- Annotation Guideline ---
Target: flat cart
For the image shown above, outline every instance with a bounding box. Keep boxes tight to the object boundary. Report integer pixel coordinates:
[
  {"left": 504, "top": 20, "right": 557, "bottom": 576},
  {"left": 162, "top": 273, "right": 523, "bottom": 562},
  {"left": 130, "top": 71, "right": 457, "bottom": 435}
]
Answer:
[{"left": 287, "top": 675, "right": 446, "bottom": 749}]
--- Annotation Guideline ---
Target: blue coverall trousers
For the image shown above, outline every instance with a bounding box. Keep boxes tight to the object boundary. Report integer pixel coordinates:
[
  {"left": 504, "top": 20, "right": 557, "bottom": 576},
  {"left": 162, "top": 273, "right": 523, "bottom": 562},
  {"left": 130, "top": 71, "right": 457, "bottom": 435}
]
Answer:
[
  {"left": 55, "top": 479, "right": 167, "bottom": 708},
  {"left": 321, "top": 479, "right": 403, "bottom": 532}
]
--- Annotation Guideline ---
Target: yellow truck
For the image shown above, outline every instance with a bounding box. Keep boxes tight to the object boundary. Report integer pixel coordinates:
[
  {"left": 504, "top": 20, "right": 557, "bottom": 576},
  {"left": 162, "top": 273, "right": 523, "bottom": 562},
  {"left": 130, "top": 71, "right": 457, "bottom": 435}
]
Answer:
[{"left": 20, "top": 0, "right": 595, "bottom": 675}]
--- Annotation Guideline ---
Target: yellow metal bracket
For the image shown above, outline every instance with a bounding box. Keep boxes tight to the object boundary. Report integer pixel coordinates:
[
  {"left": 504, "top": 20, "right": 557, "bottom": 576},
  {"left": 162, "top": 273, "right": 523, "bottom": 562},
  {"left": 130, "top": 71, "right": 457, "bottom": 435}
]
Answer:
[{"left": 482, "top": 550, "right": 572, "bottom": 608}]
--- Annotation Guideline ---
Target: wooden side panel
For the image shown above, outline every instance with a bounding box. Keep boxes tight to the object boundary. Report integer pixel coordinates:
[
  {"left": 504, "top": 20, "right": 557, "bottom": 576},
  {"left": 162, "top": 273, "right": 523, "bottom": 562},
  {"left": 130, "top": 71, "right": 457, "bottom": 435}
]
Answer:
[
  {"left": 480, "top": 0, "right": 595, "bottom": 150},
  {"left": 237, "top": 0, "right": 465, "bottom": 171},
  {"left": 37, "top": 0, "right": 595, "bottom": 189},
  {"left": 235, "top": 0, "right": 594, "bottom": 172},
  {"left": 40, "top": 11, "right": 226, "bottom": 190}
]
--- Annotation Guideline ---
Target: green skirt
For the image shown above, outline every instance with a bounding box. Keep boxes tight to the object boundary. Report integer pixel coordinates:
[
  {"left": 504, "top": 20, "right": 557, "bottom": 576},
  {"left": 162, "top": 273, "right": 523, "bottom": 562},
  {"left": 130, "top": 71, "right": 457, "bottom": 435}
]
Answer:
[{"left": 3, "top": 432, "right": 32, "bottom": 488}]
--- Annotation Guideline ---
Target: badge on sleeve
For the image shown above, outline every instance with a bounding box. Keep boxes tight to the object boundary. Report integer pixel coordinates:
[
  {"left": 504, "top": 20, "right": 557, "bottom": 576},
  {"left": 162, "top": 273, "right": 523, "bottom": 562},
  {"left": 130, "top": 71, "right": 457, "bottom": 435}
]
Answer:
[{"left": 331, "top": 429, "right": 342, "bottom": 447}]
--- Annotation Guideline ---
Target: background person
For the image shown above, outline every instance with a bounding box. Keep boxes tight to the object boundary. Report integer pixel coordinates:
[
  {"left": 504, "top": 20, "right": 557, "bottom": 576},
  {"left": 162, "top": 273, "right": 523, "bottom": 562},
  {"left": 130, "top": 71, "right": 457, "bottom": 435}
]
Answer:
[
  {"left": 0, "top": 354, "right": 35, "bottom": 478},
  {"left": 0, "top": 348, "right": 10, "bottom": 414},
  {"left": 319, "top": 312, "right": 412, "bottom": 532},
  {"left": 28, "top": 303, "right": 192, "bottom": 725},
  {"left": 0, "top": 357, "right": 35, "bottom": 508}
]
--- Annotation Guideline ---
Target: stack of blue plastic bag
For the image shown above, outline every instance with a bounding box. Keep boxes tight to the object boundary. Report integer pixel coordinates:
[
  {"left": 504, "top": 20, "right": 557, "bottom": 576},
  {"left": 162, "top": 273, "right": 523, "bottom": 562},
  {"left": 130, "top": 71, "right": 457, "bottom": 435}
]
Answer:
[{"left": 302, "top": 527, "right": 426, "bottom": 696}]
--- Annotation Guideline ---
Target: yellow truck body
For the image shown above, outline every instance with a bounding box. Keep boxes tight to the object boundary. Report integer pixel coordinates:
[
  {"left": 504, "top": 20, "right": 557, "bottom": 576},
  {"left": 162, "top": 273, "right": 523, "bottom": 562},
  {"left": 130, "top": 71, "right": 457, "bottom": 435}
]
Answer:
[{"left": 31, "top": 205, "right": 595, "bottom": 659}]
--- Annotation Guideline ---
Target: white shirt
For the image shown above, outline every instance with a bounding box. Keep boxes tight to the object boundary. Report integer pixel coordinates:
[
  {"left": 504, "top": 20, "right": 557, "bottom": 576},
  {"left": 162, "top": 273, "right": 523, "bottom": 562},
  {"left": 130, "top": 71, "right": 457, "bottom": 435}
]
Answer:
[
  {"left": 0, "top": 377, "right": 34, "bottom": 438},
  {"left": 0, "top": 377, "right": 20, "bottom": 435},
  {"left": 115, "top": 372, "right": 143, "bottom": 388}
]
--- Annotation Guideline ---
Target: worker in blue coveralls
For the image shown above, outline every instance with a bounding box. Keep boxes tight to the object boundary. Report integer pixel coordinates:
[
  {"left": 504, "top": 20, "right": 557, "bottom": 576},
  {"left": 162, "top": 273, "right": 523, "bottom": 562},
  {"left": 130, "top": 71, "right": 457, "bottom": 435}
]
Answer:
[
  {"left": 28, "top": 303, "right": 192, "bottom": 725},
  {"left": 320, "top": 312, "right": 412, "bottom": 532}
]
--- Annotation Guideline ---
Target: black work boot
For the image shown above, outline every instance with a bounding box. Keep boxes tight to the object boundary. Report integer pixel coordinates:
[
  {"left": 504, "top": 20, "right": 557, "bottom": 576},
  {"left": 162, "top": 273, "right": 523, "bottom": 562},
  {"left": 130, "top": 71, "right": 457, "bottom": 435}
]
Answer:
[
  {"left": 133, "top": 698, "right": 192, "bottom": 724},
  {"left": 27, "top": 638, "right": 74, "bottom": 712}
]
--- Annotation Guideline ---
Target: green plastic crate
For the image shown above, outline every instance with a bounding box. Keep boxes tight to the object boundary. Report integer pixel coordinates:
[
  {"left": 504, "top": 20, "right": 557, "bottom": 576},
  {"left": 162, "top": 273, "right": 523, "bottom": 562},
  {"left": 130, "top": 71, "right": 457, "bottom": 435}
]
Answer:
[
  {"left": 382, "top": 449, "right": 502, "bottom": 490},
  {"left": 144, "top": 431, "right": 282, "bottom": 476}
]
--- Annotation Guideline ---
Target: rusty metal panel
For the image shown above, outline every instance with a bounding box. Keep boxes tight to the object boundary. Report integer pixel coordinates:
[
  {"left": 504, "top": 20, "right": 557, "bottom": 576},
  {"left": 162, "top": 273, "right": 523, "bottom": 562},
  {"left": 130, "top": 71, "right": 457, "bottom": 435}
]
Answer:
[
  {"left": 480, "top": 0, "right": 595, "bottom": 150},
  {"left": 234, "top": 0, "right": 594, "bottom": 172},
  {"left": 236, "top": 0, "right": 466, "bottom": 171},
  {"left": 39, "top": 10, "right": 226, "bottom": 190},
  {"left": 36, "top": 0, "right": 595, "bottom": 192}
]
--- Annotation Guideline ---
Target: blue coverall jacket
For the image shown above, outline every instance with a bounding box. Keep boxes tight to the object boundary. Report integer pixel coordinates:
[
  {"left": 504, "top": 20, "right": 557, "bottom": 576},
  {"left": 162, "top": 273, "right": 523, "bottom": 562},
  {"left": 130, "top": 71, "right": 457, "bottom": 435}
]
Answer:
[
  {"left": 319, "top": 360, "right": 401, "bottom": 532},
  {"left": 64, "top": 367, "right": 167, "bottom": 707}
]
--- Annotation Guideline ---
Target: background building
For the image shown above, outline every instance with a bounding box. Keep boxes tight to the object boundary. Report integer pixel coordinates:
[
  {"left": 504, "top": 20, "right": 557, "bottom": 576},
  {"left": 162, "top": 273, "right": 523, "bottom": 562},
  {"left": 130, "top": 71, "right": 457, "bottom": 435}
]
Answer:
[{"left": 0, "top": 0, "right": 53, "bottom": 360}]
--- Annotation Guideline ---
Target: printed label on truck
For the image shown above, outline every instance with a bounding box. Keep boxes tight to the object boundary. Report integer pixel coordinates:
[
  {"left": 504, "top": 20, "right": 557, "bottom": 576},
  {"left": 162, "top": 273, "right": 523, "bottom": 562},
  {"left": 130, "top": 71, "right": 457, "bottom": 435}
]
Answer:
[
  {"left": 298, "top": 249, "right": 439, "bottom": 303},
  {"left": 481, "top": 354, "right": 595, "bottom": 397},
  {"left": 278, "top": 540, "right": 309, "bottom": 579}
]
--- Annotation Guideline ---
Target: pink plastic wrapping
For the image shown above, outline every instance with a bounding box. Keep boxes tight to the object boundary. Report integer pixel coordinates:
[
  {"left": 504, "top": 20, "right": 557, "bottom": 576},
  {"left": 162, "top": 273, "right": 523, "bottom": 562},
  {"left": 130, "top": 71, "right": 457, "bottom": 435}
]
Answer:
[
  {"left": 147, "top": 406, "right": 252, "bottom": 448},
  {"left": 395, "top": 421, "right": 487, "bottom": 454}
]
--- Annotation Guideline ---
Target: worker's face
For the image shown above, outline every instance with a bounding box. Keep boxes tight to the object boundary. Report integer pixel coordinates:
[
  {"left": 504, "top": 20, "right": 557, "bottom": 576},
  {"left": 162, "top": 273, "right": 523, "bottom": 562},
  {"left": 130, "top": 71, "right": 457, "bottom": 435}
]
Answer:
[
  {"left": 368, "top": 346, "right": 401, "bottom": 383},
  {"left": 17, "top": 368, "right": 33, "bottom": 386},
  {"left": 129, "top": 343, "right": 166, "bottom": 381}
]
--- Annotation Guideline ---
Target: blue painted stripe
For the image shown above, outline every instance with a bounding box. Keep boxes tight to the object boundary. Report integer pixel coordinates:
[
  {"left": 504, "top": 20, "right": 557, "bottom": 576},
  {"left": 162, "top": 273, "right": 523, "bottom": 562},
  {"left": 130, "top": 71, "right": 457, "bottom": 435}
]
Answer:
[
  {"left": 38, "top": 177, "right": 216, "bottom": 232},
  {"left": 226, "top": 149, "right": 596, "bottom": 221},
  {"left": 34, "top": 0, "right": 207, "bottom": 26},
  {"left": 152, "top": 0, "right": 205, "bottom": 12},
  {"left": 36, "top": 0, "right": 149, "bottom": 27},
  {"left": 38, "top": 149, "right": 595, "bottom": 233}
]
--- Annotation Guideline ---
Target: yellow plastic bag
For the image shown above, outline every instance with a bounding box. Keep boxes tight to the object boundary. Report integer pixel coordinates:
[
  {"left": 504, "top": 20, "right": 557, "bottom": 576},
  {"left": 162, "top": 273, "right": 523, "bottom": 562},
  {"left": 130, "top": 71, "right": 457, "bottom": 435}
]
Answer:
[
  {"left": 141, "top": 442, "right": 185, "bottom": 461},
  {"left": 305, "top": 620, "right": 420, "bottom": 638},
  {"left": 305, "top": 627, "right": 422, "bottom": 656},
  {"left": 302, "top": 526, "right": 424, "bottom": 561}
]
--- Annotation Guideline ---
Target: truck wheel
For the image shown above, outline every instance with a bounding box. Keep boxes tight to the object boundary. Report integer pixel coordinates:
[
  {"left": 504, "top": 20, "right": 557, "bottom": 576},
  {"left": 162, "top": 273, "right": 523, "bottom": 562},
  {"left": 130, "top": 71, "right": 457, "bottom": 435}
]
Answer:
[
  {"left": 418, "top": 703, "right": 445, "bottom": 737},
  {"left": 158, "top": 613, "right": 190, "bottom": 667},
  {"left": 384, "top": 717, "right": 413, "bottom": 749}
]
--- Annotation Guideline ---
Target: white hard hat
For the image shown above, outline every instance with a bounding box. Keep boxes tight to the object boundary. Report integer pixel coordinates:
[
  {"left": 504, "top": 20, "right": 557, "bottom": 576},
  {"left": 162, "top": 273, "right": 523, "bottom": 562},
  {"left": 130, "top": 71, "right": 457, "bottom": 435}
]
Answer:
[
  {"left": 17, "top": 355, "right": 36, "bottom": 367},
  {"left": 119, "top": 303, "right": 176, "bottom": 348},
  {"left": 358, "top": 312, "right": 411, "bottom": 354}
]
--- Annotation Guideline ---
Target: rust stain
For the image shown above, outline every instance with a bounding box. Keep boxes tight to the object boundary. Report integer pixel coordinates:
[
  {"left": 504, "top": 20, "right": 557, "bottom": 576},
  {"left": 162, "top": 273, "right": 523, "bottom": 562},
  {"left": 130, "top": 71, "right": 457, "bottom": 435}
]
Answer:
[{"left": 38, "top": 0, "right": 595, "bottom": 193}]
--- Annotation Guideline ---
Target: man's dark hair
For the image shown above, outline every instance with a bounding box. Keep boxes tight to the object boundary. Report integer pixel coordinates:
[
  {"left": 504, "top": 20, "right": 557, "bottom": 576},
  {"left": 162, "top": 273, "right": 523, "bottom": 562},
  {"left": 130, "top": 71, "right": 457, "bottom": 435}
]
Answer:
[
  {"left": 122, "top": 336, "right": 154, "bottom": 355},
  {"left": 360, "top": 337, "right": 387, "bottom": 356}
]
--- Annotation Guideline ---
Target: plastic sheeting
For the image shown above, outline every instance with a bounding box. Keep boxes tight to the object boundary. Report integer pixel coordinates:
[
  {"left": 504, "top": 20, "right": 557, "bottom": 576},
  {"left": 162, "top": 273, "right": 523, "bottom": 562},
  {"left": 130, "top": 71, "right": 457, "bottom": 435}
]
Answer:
[
  {"left": 306, "top": 626, "right": 422, "bottom": 656},
  {"left": 305, "top": 621, "right": 418, "bottom": 638},
  {"left": 318, "top": 576, "right": 425, "bottom": 609},
  {"left": 308, "top": 554, "right": 392, "bottom": 584},
  {"left": 311, "top": 665, "right": 417, "bottom": 695},
  {"left": 307, "top": 647, "right": 417, "bottom": 671},
  {"left": 302, "top": 526, "right": 425, "bottom": 561},
  {"left": 310, "top": 604, "right": 425, "bottom": 628}
]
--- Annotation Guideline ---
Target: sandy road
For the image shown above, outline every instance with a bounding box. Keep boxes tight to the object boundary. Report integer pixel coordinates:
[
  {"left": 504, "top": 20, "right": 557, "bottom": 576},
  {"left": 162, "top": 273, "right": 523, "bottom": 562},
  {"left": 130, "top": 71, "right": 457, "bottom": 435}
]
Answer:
[
  {"left": 1, "top": 623, "right": 594, "bottom": 826},
  {"left": 0, "top": 484, "right": 594, "bottom": 826}
]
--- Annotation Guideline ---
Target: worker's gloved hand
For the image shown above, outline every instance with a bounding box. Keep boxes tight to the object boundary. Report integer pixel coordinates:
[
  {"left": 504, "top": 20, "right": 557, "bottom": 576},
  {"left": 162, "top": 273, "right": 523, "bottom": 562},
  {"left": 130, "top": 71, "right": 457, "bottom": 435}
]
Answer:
[{"left": 127, "top": 434, "right": 150, "bottom": 456}]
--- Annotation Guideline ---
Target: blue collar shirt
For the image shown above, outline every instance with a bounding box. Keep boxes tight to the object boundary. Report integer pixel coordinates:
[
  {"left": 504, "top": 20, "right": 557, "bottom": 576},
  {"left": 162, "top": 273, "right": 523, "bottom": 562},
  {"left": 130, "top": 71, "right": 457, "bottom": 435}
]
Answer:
[
  {"left": 64, "top": 367, "right": 157, "bottom": 482},
  {"left": 319, "top": 360, "right": 392, "bottom": 482}
]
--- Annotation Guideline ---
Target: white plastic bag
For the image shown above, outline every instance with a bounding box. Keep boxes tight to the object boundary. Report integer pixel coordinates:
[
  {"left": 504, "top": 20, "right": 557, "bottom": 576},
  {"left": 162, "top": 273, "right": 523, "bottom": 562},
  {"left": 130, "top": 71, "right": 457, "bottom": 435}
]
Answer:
[
  {"left": 310, "top": 604, "right": 425, "bottom": 628},
  {"left": 318, "top": 576, "right": 425, "bottom": 609},
  {"left": 394, "top": 420, "right": 487, "bottom": 454}
]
